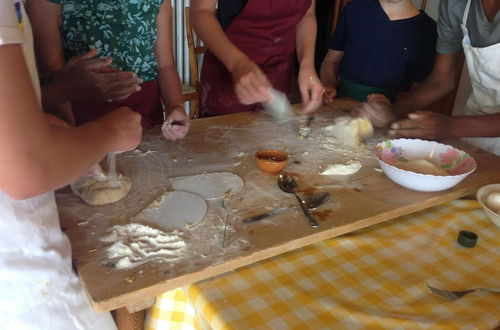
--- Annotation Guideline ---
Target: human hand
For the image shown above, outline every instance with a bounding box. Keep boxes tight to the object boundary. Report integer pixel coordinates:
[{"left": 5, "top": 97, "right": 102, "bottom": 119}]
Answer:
[
  {"left": 231, "top": 58, "right": 272, "bottom": 105},
  {"left": 96, "top": 107, "right": 142, "bottom": 152},
  {"left": 351, "top": 93, "right": 394, "bottom": 127},
  {"left": 162, "top": 107, "right": 191, "bottom": 140},
  {"left": 322, "top": 86, "right": 337, "bottom": 104},
  {"left": 298, "top": 67, "right": 323, "bottom": 114},
  {"left": 389, "top": 111, "right": 454, "bottom": 140},
  {"left": 54, "top": 49, "right": 142, "bottom": 103}
]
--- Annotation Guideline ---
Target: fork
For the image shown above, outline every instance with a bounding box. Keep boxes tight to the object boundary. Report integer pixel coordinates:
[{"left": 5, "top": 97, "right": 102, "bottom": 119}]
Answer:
[{"left": 426, "top": 284, "right": 500, "bottom": 301}]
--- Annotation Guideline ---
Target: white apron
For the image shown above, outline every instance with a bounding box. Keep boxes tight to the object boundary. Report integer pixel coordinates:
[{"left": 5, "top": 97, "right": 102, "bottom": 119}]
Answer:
[{"left": 460, "top": 0, "right": 500, "bottom": 156}]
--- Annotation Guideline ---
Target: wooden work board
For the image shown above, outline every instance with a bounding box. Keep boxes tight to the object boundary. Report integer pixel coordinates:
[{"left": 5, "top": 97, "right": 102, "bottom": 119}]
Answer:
[{"left": 56, "top": 100, "right": 500, "bottom": 312}]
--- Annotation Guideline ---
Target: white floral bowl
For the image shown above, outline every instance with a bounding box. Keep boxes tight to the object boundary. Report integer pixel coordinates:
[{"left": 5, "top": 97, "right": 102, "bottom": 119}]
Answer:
[
  {"left": 476, "top": 184, "right": 500, "bottom": 228},
  {"left": 373, "top": 139, "right": 477, "bottom": 192}
]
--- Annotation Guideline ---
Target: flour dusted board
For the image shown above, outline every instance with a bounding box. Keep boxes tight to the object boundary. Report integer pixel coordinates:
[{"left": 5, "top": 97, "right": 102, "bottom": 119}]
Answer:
[{"left": 56, "top": 101, "right": 500, "bottom": 312}]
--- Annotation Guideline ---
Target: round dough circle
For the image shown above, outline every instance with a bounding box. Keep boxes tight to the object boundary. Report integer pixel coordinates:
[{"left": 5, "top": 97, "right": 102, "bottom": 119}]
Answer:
[
  {"left": 134, "top": 191, "right": 208, "bottom": 230},
  {"left": 72, "top": 175, "right": 132, "bottom": 206},
  {"left": 169, "top": 172, "right": 244, "bottom": 200}
]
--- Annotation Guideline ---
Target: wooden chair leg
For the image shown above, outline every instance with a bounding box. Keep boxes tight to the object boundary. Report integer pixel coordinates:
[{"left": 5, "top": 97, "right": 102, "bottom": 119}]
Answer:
[
  {"left": 112, "top": 308, "right": 145, "bottom": 330},
  {"left": 190, "top": 99, "right": 199, "bottom": 119}
]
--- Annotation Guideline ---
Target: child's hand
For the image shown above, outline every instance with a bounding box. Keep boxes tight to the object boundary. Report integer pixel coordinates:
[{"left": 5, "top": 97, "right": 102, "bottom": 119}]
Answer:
[
  {"left": 162, "top": 108, "right": 191, "bottom": 141},
  {"left": 367, "top": 93, "right": 391, "bottom": 107},
  {"left": 351, "top": 93, "right": 395, "bottom": 127},
  {"left": 322, "top": 87, "right": 337, "bottom": 104},
  {"left": 298, "top": 68, "right": 323, "bottom": 114}
]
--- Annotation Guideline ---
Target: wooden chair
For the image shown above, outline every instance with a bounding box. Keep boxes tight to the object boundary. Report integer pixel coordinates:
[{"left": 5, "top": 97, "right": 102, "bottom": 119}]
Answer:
[{"left": 182, "top": 7, "right": 206, "bottom": 119}]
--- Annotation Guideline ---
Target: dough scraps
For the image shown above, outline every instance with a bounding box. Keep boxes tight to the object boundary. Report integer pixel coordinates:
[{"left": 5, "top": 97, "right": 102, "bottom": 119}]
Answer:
[
  {"left": 323, "top": 116, "right": 373, "bottom": 147},
  {"left": 133, "top": 191, "right": 208, "bottom": 231},
  {"left": 169, "top": 172, "right": 244, "bottom": 200},
  {"left": 71, "top": 174, "right": 132, "bottom": 206},
  {"left": 394, "top": 159, "right": 450, "bottom": 176}
]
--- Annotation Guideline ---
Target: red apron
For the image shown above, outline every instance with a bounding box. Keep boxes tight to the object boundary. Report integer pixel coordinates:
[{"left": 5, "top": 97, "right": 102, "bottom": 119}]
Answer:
[
  {"left": 200, "top": 0, "right": 311, "bottom": 116},
  {"left": 72, "top": 79, "right": 163, "bottom": 129}
]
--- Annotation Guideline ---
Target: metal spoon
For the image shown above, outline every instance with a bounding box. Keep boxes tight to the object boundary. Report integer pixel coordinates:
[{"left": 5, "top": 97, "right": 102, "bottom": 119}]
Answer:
[
  {"left": 277, "top": 173, "right": 320, "bottom": 228},
  {"left": 305, "top": 192, "right": 330, "bottom": 210},
  {"left": 243, "top": 192, "right": 330, "bottom": 223}
]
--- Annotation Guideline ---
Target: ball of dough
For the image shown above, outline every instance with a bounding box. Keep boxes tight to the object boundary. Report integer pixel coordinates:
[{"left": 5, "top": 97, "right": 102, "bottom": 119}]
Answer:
[
  {"left": 71, "top": 175, "right": 132, "bottom": 206},
  {"left": 323, "top": 116, "right": 374, "bottom": 147},
  {"left": 485, "top": 191, "right": 500, "bottom": 212}
]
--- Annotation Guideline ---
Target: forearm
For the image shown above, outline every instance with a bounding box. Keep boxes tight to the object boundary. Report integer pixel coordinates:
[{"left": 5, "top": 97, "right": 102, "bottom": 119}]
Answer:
[
  {"left": 393, "top": 52, "right": 462, "bottom": 117},
  {"left": 320, "top": 49, "right": 343, "bottom": 89},
  {"left": 392, "top": 77, "right": 455, "bottom": 117},
  {"left": 449, "top": 114, "right": 500, "bottom": 138},
  {"left": 154, "top": 1, "right": 185, "bottom": 116},
  {"left": 190, "top": 1, "right": 249, "bottom": 73},
  {"left": 295, "top": 1, "right": 317, "bottom": 71},
  {"left": 156, "top": 65, "right": 184, "bottom": 113},
  {"left": 18, "top": 121, "right": 118, "bottom": 197}
]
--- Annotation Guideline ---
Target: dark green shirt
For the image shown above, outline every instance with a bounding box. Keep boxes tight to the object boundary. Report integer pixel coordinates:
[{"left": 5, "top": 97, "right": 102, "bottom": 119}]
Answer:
[{"left": 49, "top": 0, "right": 163, "bottom": 81}]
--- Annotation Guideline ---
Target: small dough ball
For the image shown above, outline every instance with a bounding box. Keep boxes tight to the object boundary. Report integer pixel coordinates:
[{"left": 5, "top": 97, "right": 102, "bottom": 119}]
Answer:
[
  {"left": 71, "top": 175, "right": 132, "bottom": 206},
  {"left": 485, "top": 191, "right": 500, "bottom": 212},
  {"left": 324, "top": 116, "right": 374, "bottom": 147},
  {"left": 394, "top": 159, "right": 449, "bottom": 176}
]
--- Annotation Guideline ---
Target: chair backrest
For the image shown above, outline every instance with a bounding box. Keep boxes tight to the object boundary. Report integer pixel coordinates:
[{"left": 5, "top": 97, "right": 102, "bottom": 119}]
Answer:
[{"left": 185, "top": 7, "right": 206, "bottom": 90}]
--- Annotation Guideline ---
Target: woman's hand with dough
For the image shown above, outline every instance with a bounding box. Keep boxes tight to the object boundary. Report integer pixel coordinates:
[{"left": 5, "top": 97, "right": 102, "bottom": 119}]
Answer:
[
  {"left": 298, "top": 66, "right": 323, "bottom": 114},
  {"left": 162, "top": 107, "right": 191, "bottom": 140}
]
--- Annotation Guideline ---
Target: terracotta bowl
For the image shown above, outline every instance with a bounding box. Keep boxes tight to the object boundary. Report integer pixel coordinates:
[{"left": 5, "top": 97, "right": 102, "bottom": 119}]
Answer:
[{"left": 255, "top": 149, "right": 288, "bottom": 175}]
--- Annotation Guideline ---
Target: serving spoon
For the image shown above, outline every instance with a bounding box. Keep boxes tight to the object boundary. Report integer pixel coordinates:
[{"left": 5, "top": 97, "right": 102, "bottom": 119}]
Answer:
[{"left": 278, "top": 173, "right": 320, "bottom": 228}]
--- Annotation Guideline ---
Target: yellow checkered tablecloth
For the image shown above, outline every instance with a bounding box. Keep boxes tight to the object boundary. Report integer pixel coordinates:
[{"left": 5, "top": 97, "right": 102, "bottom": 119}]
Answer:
[{"left": 146, "top": 200, "right": 500, "bottom": 329}]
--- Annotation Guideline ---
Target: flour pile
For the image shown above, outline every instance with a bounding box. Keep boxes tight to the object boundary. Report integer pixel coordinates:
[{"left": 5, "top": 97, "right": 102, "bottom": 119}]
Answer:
[
  {"left": 321, "top": 161, "right": 362, "bottom": 176},
  {"left": 100, "top": 223, "right": 186, "bottom": 269}
]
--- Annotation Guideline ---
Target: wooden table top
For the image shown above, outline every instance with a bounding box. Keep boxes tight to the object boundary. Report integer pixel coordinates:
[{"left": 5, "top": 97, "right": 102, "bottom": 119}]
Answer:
[{"left": 56, "top": 99, "right": 500, "bottom": 312}]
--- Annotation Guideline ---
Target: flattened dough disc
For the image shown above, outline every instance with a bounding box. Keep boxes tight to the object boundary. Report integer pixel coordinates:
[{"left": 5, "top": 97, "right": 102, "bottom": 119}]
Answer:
[
  {"left": 134, "top": 191, "right": 207, "bottom": 231},
  {"left": 169, "top": 172, "right": 244, "bottom": 200}
]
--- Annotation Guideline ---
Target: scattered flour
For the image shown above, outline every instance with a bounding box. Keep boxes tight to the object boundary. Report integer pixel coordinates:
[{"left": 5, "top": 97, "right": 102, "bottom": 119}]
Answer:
[
  {"left": 100, "top": 223, "right": 186, "bottom": 269},
  {"left": 321, "top": 161, "right": 362, "bottom": 176}
]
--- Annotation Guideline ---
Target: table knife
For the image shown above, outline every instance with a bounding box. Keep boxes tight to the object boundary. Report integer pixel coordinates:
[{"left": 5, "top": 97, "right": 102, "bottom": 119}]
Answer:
[{"left": 243, "top": 205, "right": 293, "bottom": 223}]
